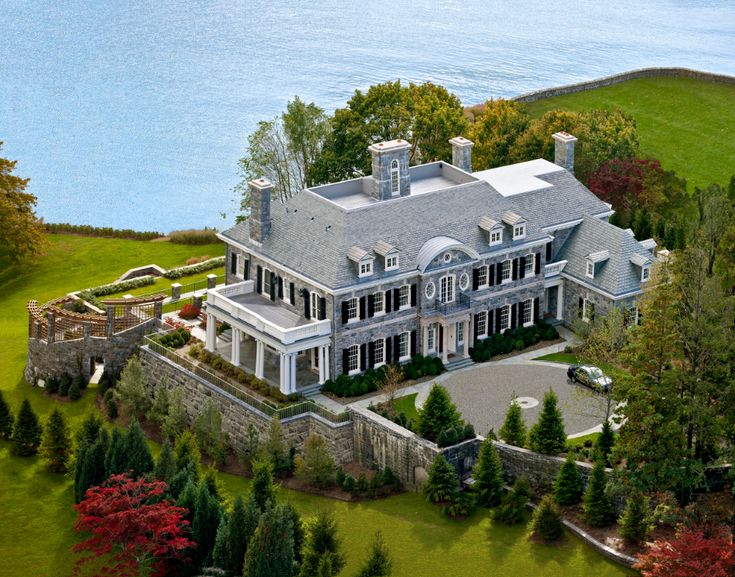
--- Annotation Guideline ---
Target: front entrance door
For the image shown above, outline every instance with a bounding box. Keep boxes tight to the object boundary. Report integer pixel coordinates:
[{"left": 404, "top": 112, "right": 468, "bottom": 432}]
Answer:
[{"left": 455, "top": 321, "right": 464, "bottom": 353}]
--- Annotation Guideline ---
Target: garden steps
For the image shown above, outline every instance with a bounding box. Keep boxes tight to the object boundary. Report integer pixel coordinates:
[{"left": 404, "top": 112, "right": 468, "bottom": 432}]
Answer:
[{"left": 444, "top": 357, "right": 474, "bottom": 372}]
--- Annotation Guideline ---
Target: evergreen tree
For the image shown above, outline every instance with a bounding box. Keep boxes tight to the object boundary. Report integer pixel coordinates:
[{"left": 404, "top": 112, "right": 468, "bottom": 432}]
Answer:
[
  {"left": 75, "top": 429, "right": 109, "bottom": 502},
  {"left": 294, "top": 433, "right": 335, "bottom": 488},
  {"left": 194, "top": 400, "right": 229, "bottom": 464},
  {"left": 472, "top": 437, "right": 504, "bottom": 508},
  {"left": 299, "top": 511, "right": 345, "bottom": 577},
  {"left": 75, "top": 413, "right": 103, "bottom": 448},
  {"left": 283, "top": 502, "right": 305, "bottom": 566},
  {"left": 355, "top": 531, "right": 392, "bottom": 577},
  {"left": 163, "top": 387, "right": 188, "bottom": 439},
  {"left": 176, "top": 478, "right": 199, "bottom": 522},
  {"left": 263, "top": 416, "right": 292, "bottom": 477},
  {"left": 175, "top": 429, "right": 202, "bottom": 474},
  {"left": 553, "top": 452, "right": 583, "bottom": 506},
  {"left": 124, "top": 420, "right": 154, "bottom": 478},
  {"left": 170, "top": 461, "right": 199, "bottom": 499},
  {"left": 224, "top": 495, "right": 250, "bottom": 575},
  {"left": 104, "top": 428, "right": 128, "bottom": 476},
  {"left": 493, "top": 477, "right": 531, "bottom": 525},
  {"left": 530, "top": 495, "right": 564, "bottom": 542},
  {"left": 40, "top": 407, "right": 71, "bottom": 472},
  {"left": 202, "top": 466, "right": 225, "bottom": 503},
  {"left": 147, "top": 384, "right": 170, "bottom": 428},
  {"left": 104, "top": 388, "right": 118, "bottom": 419},
  {"left": 595, "top": 419, "right": 615, "bottom": 466},
  {"left": 423, "top": 454, "right": 458, "bottom": 504},
  {"left": 417, "top": 384, "right": 462, "bottom": 443},
  {"left": 618, "top": 491, "right": 651, "bottom": 544},
  {"left": 154, "top": 440, "right": 177, "bottom": 484},
  {"left": 211, "top": 515, "right": 229, "bottom": 573},
  {"left": 528, "top": 389, "right": 566, "bottom": 455},
  {"left": 114, "top": 355, "right": 150, "bottom": 419},
  {"left": 583, "top": 459, "right": 615, "bottom": 526},
  {"left": 243, "top": 504, "right": 295, "bottom": 577},
  {"left": 193, "top": 482, "right": 223, "bottom": 569},
  {"left": 0, "top": 390, "right": 14, "bottom": 439},
  {"left": 251, "top": 459, "right": 277, "bottom": 511},
  {"left": 68, "top": 379, "right": 81, "bottom": 400},
  {"left": 498, "top": 398, "right": 527, "bottom": 447},
  {"left": 11, "top": 399, "right": 42, "bottom": 456}
]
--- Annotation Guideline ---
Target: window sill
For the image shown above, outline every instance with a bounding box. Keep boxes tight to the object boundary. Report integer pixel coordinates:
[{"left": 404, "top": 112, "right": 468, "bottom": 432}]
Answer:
[
  {"left": 398, "top": 304, "right": 411, "bottom": 311},
  {"left": 348, "top": 369, "right": 361, "bottom": 376},
  {"left": 347, "top": 317, "right": 359, "bottom": 325},
  {"left": 501, "top": 279, "right": 512, "bottom": 285},
  {"left": 372, "top": 310, "right": 385, "bottom": 318},
  {"left": 373, "top": 361, "right": 385, "bottom": 369},
  {"left": 523, "top": 321, "right": 534, "bottom": 328},
  {"left": 399, "top": 355, "right": 411, "bottom": 362}
]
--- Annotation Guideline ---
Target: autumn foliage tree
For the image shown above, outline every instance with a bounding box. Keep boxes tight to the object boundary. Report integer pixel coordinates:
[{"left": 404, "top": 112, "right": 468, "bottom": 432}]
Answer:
[
  {"left": 634, "top": 524, "right": 735, "bottom": 577},
  {"left": 73, "top": 474, "right": 195, "bottom": 577}
]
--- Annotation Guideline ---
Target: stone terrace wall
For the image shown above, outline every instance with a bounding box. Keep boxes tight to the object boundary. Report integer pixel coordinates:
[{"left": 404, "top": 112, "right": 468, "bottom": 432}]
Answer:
[
  {"left": 139, "top": 346, "right": 353, "bottom": 464},
  {"left": 513, "top": 67, "right": 735, "bottom": 104}
]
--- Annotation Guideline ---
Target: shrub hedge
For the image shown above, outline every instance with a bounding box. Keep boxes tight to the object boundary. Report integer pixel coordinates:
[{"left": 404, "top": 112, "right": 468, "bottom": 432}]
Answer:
[
  {"left": 469, "top": 321, "right": 559, "bottom": 363},
  {"left": 168, "top": 228, "right": 221, "bottom": 245},
  {"left": 322, "top": 355, "right": 444, "bottom": 398},
  {"left": 44, "top": 222, "right": 162, "bottom": 240},
  {"left": 163, "top": 256, "right": 225, "bottom": 279},
  {"left": 154, "top": 327, "right": 191, "bottom": 349},
  {"left": 335, "top": 465, "right": 401, "bottom": 498},
  {"left": 178, "top": 303, "right": 201, "bottom": 320}
]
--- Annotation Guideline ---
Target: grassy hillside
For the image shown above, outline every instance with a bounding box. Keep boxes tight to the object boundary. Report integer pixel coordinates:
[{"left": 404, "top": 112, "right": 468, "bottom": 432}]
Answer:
[
  {"left": 0, "top": 235, "right": 629, "bottom": 577},
  {"left": 523, "top": 76, "right": 735, "bottom": 191}
]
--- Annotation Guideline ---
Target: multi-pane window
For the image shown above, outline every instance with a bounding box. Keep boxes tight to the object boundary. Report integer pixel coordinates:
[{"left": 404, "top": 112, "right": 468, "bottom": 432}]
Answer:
[
  {"left": 501, "top": 260, "right": 511, "bottom": 283},
  {"left": 641, "top": 266, "right": 650, "bottom": 282},
  {"left": 490, "top": 230, "right": 503, "bottom": 245},
  {"left": 525, "top": 256, "right": 535, "bottom": 276},
  {"left": 439, "top": 275, "right": 455, "bottom": 303},
  {"left": 263, "top": 268, "right": 272, "bottom": 295},
  {"left": 385, "top": 255, "right": 398, "bottom": 270},
  {"left": 399, "top": 285, "right": 410, "bottom": 308},
  {"left": 390, "top": 159, "right": 400, "bottom": 195},
  {"left": 399, "top": 332, "right": 410, "bottom": 360},
  {"left": 311, "top": 292, "right": 320, "bottom": 319},
  {"left": 477, "top": 265, "right": 488, "bottom": 288},
  {"left": 513, "top": 224, "right": 525, "bottom": 239},
  {"left": 360, "top": 261, "right": 373, "bottom": 276},
  {"left": 456, "top": 322, "right": 464, "bottom": 345},
  {"left": 582, "top": 298, "right": 595, "bottom": 322},
  {"left": 347, "top": 345, "right": 359, "bottom": 373},
  {"left": 346, "top": 298, "right": 358, "bottom": 322},
  {"left": 476, "top": 311, "right": 488, "bottom": 338},
  {"left": 427, "top": 324, "right": 436, "bottom": 352},
  {"left": 522, "top": 299, "right": 533, "bottom": 325},
  {"left": 373, "top": 291, "right": 384, "bottom": 315},
  {"left": 500, "top": 305, "right": 510, "bottom": 332},
  {"left": 374, "top": 339, "right": 385, "bottom": 366}
]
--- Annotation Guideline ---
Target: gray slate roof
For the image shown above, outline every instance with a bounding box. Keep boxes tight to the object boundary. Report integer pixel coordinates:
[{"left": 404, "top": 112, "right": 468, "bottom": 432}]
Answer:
[
  {"left": 221, "top": 167, "right": 612, "bottom": 290},
  {"left": 556, "top": 215, "right": 654, "bottom": 297}
]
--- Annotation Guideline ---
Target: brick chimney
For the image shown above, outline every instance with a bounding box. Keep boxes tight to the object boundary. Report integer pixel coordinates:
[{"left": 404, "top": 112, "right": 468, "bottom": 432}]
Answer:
[
  {"left": 552, "top": 132, "right": 577, "bottom": 174},
  {"left": 248, "top": 178, "right": 273, "bottom": 244},
  {"left": 449, "top": 136, "right": 473, "bottom": 173},
  {"left": 368, "top": 139, "right": 411, "bottom": 201}
]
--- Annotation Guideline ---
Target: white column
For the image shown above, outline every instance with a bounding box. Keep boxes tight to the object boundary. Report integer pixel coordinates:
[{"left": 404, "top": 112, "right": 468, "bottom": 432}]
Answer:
[
  {"left": 422, "top": 324, "right": 428, "bottom": 356},
  {"left": 231, "top": 328, "right": 240, "bottom": 366},
  {"left": 556, "top": 283, "right": 564, "bottom": 321},
  {"left": 255, "top": 340, "right": 264, "bottom": 379},
  {"left": 318, "top": 346, "right": 326, "bottom": 384},
  {"left": 279, "top": 353, "right": 288, "bottom": 394},
  {"left": 289, "top": 353, "right": 297, "bottom": 393},
  {"left": 205, "top": 313, "right": 216, "bottom": 352},
  {"left": 441, "top": 322, "right": 448, "bottom": 364},
  {"left": 324, "top": 344, "right": 330, "bottom": 381},
  {"left": 463, "top": 319, "right": 469, "bottom": 357}
]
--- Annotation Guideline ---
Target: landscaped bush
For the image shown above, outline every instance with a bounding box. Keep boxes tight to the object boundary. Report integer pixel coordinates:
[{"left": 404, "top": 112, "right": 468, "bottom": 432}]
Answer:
[
  {"left": 44, "top": 375, "right": 59, "bottom": 394},
  {"left": 493, "top": 478, "right": 532, "bottom": 525},
  {"left": 178, "top": 303, "right": 201, "bottom": 320},
  {"left": 44, "top": 222, "right": 162, "bottom": 241},
  {"left": 424, "top": 455, "right": 458, "bottom": 505},
  {"left": 58, "top": 373, "right": 72, "bottom": 397},
  {"left": 469, "top": 321, "right": 559, "bottom": 363},
  {"left": 163, "top": 256, "right": 225, "bottom": 279},
  {"left": 417, "top": 384, "right": 475, "bottom": 447},
  {"left": 168, "top": 228, "right": 220, "bottom": 245},
  {"left": 530, "top": 495, "right": 564, "bottom": 542},
  {"left": 155, "top": 327, "right": 192, "bottom": 349},
  {"left": 81, "top": 275, "right": 156, "bottom": 298}
]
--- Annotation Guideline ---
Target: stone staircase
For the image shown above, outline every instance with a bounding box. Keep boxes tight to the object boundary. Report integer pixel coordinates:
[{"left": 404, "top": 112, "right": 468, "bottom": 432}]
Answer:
[
  {"left": 300, "top": 383, "right": 324, "bottom": 398},
  {"left": 444, "top": 356, "right": 474, "bottom": 372}
]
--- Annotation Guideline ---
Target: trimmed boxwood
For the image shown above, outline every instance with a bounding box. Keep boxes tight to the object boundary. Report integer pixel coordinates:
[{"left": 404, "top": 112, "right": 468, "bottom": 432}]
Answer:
[
  {"left": 469, "top": 321, "right": 559, "bottom": 363},
  {"left": 155, "top": 327, "right": 192, "bottom": 349}
]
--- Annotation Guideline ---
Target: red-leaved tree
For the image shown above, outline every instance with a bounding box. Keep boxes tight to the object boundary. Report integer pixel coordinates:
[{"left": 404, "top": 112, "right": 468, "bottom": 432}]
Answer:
[
  {"left": 634, "top": 524, "right": 735, "bottom": 577},
  {"left": 73, "top": 473, "right": 195, "bottom": 577}
]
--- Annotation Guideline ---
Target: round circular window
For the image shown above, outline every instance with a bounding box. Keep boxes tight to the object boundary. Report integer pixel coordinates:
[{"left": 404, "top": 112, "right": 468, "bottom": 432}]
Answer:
[
  {"left": 425, "top": 282, "right": 436, "bottom": 300},
  {"left": 443, "top": 252, "right": 452, "bottom": 264},
  {"left": 459, "top": 273, "right": 470, "bottom": 291}
]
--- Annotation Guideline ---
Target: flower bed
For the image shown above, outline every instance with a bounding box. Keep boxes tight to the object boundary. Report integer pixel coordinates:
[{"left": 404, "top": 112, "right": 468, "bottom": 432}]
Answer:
[{"left": 470, "top": 321, "right": 559, "bottom": 363}]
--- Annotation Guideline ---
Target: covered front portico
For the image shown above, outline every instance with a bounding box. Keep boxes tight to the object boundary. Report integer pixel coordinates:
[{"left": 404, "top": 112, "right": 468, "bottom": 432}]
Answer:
[{"left": 204, "top": 281, "right": 332, "bottom": 395}]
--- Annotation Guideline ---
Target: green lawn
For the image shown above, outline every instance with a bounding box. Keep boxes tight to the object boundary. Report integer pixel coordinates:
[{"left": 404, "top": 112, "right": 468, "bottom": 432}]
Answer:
[
  {"left": 392, "top": 392, "right": 420, "bottom": 423},
  {"left": 524, "top": 76, "right": 735, "bottom": 191},
  {"left": 102, "top": 266, "right": 225, "bottom": 299},
  {"left": 0, "top": 235, "right": 630, "bottom": 577}
]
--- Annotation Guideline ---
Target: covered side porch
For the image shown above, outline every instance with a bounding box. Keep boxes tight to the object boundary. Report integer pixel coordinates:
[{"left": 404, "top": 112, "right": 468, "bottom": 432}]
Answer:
[{"left": 204, "top": 281, "right": 332, "bottom": 395}]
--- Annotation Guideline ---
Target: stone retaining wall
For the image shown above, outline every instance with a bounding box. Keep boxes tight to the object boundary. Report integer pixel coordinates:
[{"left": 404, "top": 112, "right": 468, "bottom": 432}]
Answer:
[
  {"left": 513, "top": 67, "right": 735, "bottom": 103},
  {"left": 494, "top": 440, "right": 597, "bottom": 488}
]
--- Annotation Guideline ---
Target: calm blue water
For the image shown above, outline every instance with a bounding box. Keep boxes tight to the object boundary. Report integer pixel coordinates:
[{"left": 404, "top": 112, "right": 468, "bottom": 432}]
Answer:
[{"left": 2, "top": 1, "right": 734, "bottom": 232}]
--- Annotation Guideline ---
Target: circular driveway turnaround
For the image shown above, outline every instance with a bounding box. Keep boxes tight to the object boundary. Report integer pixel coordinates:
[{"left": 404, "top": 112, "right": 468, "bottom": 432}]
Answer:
[{"left": 436, "top": 362, "right": 611, "bottom": 437}]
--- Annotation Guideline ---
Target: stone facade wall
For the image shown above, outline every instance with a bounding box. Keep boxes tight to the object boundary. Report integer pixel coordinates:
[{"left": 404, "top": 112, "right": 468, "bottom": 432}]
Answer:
[
  {"left": 513, "top": 67, "right": 735, "bottom": 104},
  {"left": 562, "top": 277, "right": 614, "bottom": 327},
  {"left": 139, "top": 346, "right": 353, "bottom": 464}
]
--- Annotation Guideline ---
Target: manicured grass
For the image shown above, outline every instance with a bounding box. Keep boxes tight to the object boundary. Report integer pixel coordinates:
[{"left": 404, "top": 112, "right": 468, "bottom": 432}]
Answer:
[
  {"left": 102, "top": 266, "right": 225, "bottom": 299},
  {"left": 0, "top": 235, "right": 630, "bottom": 577},
  {"left": 567, "top": 432, "right": 601, "bottom": 448},
  {"left": 534, "top": 352, "right": 580, "bottom": 365},
  {"left": 524, "top": 76, "right": 735, "bottom": 191},
  {"left": 391, "top": 392, "right": 420, "bottom": 423}
]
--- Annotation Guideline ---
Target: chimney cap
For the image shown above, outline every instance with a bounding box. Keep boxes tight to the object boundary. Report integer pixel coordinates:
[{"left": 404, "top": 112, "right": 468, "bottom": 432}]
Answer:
[
  {"left": 449, "top": 136, "right": 474, "bottom": 147},
  {"left": 552, "top": 131, "right": 577, "bottom": 143},
  {"left": 368, "top": 139, "right": 412, "bottom": 154},
  {"left": 248, "top": 178, "right": 274, "bottom": 190}
]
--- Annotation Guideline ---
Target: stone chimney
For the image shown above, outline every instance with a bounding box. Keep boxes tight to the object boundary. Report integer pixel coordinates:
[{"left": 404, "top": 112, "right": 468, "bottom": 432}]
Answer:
[
  {"left": 449, "top": 136, "right": 474, "bottom": 173},
  {"left": 248, "top": 178, "right": 273, "bottom": 244},
  {"left": 368, "top": 139, "right": 411, "bottom": 201},
  {"left": 552, "top": 132, "right": 577, "bottom": 174}
]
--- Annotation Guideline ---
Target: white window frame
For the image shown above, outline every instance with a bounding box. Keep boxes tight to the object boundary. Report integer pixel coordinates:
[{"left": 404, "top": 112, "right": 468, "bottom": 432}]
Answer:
[
  {"left": 346, "top": 297, "right": 358, "bottom": 324},
  {"left": 490, "top": 229, "right": 503, "bottom": 246},
  {"left": 477, "top": 265, "right": 488, "bottom": 289},
  {"left": 501, "top": 260, "right": 512, "bottom": 284},
  {"left": 310, "top": 292, "right": 320, "bottom": 319},
  {"left": 398, "top": 331, "right": 410, "bottom": 361},
  {"left": 236, "top": 254, "right": 245, "bottom": 278},
  {"left": 456, "top": 321, "right": 464, "bottom": 346},
  {"left": 522, "top": 298, "right": 533, "bottom": 327},
  {"left": 582, "top": 298, "right": 594, "bottom": 323},
  {"left": 427, "top": 324, "right": 436, "bottom": 353},
  {"left": 476, "top": 311, "right": 488, "bottom": 339},
  {"left": 347, "top": 345, "right": 360, "bottom": 375},
  {"left": 390, "top": 159, "right": 400, "bottom": 196},
  {"left": 513, "top": 224, "right": 526, "bottom": 240},
  {"left": 263, "top": 267, "right": 272, "bottom": 295},
  {"left": 459, "top": 272, "right": 470, "bottom": 291},
  {"left": 439, "top": 275, "right": 455, "bottom": 304},
  {"left": 524, "top": 256, "right": 535, "bottom": 277},
  {"left": 359, "top": 259, "right": 373, "bottom": 278},
  {"left": 385, "top": 254, "right": 399, "bottom": 271},
  {"left": 625, "top": 306, "right": 639, "bottom": 326},
  {"left": 373, "top": 338, "right": 385, "bottom": 368},
  {"left": 586, "top": 260, "right": 595, "bottom": 279},
  {"left": 399, "top": 285, "right": 411, "bottom": 309},
  {"left": 500, "top": 305, "right": 511, "bottom": 333},
  {"left": 372, "top": 291, "right": 385, "bottom": 316},
  {"left": 641, "top": 265, "right": 650, "bottom": 283}
]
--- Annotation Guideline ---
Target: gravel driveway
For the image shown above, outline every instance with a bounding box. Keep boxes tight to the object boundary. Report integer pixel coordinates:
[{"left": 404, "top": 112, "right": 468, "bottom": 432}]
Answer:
[{"left": 434, "top": 362, "right": 612, "bottom": 437}]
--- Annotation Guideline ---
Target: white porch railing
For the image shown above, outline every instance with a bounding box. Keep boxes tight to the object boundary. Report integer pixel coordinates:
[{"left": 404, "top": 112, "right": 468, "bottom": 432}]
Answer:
[
  {"left": 206, "top": 281, "right": 331, "bottom": 345},
  {"left": 544, "top": 260, "right": 568, "bottom": 278}
]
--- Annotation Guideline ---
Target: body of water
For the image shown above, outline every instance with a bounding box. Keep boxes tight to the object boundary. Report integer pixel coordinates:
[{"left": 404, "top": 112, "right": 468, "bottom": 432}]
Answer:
[{"left": 2, "top": 0, "right": 734, "bottom": 232}]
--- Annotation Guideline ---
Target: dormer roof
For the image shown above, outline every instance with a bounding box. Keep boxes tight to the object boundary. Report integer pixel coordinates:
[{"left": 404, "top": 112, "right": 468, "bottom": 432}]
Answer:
[
  {"left": 639, "top": 238, "right": 657, "bottom": 251},
  {"left": 373, "top": 240, "right": 398, "bottom": 256},
  {"left": 587, "top": 250, "right": 610, "bottom": 263},
  {"left": 478, "top": 216, "right": 502, "bottom": 232},
  {"left": 502, "top": 211, "right": 525, "bottom": 226},
  {"left": 347, "top": 246, "right": 372, "bottom": 263},
  {"left": 630, "top": 253, "right": 652, "bottom": 267}
]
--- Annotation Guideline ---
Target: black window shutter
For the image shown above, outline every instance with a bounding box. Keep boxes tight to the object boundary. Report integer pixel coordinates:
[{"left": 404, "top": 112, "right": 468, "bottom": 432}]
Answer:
[
  {"left": 277, "top": 276, "right": 283, "bottom": 299},
  {"left": 359, "top": 296, "right": 367, "bottom": 319},
  {"left": 489, "top": 264, "right": 495, "bottom": 287},
  {"left": 270, "top": 272, "right": 276, "bottom": 301},
  {"left": 473, "top": 313, "right": 480, "bottom": 341},
  {"left": 512, "top": 258, "right": 519, "bottom": 281},
  {"left": 385, "top": 290, "right": 393, "bottom": 313},
  {"left": 410, "top": 284, "right": 417, "bottom": 307},
  {"left": 393, "top": 288, "right": 400, "bottom": 311},
  {"left": 368, "top": 341, "right": 375, "bottom": 368},
  {"left": 244, "top": 260, "right": 250, "bottom": 280},
  {"left": 472, "top": 268, "right": 479, "bottom": 290},
  {"left": 496, "top": 263, "right": 502, "bottom": 285},
  {"left": 410, "top": 330, "right": 417, "bottom": 357},
  {"left": 385, "top": 337, "right": 392, "bottom": 363},
  {"left": 319, "top": 297, "right": 326, "bottom": 320},
  {"left": 230, "top": 253, "right": 237, "bottom": 275},
  {"left": 303, "top": 289, "right": 311, "bottom": 319},
  {"left": 256, "top": 266, "right": 263, "bottom": 294},
  {"left": 546, "top": 241, "right": 552, "bottom": 261},
  {"left": 535, "top": 253, "right": 541, "bottom": 275},
  {"left": 495, "top": 308, "right": 502, "bottom": 333},
  {"left": 341, "top": 301, "right": 348, "bottom": 324},
  {"left": 289, "top": 282, "right": 295, "bottom": 304},
  {"left": 519, "top": 256, "right": 526, "bottom": 279},
  {"left": 393, "top": 335, "right": 400, "bottom": 361},
  {"left": 367, "top": 294, "right": 375, "bottom": 318},
  {"left": 533, "top": 297, "right": 540, "bottom": 324},
  {"left": 578, "top": 297, "right": 584, "bottom": 318},
  {"left": 342, "top": 349, "right": 349, "bottom": 375},
  {"left": 510, "top": 303, "right": 517, "bottom": 329},
  {"left": 360, "top": 344, "right": 367, "bottom": 371}
]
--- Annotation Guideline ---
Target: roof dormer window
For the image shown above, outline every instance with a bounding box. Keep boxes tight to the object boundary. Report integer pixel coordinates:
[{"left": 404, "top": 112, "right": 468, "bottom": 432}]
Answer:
[
  {"left": 360, "top": 261, "right": 373, "bottom": 277},
  {"left": 490, "top": 229, "right": 503, "bottom": 245},
  {"left": 348, "top": 245, "right": 374, "bottom": 278},
  {"left": 373, "top": 240, "right": 399, "bottom": 272},
  {"left": 641, "top": 265, "right": 650, "bottom": 283},
  {"left": 479, "top": 216, "right": 504, "bottom": 246},
  {"left": 385, "top": 254, "right": 398, "bottom": 270},
  {"left": 513, "top": 224, "right": 526, "bottom": 240}
]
